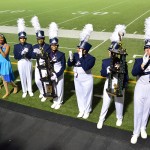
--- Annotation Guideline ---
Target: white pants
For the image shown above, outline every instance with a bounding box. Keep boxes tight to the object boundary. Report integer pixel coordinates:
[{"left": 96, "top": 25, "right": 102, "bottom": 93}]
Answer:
[
  {"left": 53, "top": 74, "right": 64, "bottom": 104},
  {"left": 18, "top": 59, "right": 32, "bottom": 93},
  {"left": 99, "top": 79, "right": 124, "bottom": 121},
  {"left": 35, "top": 67, "right": 47, "bottom": 95},
  {"left": 133, "top": 83, "right": 150, "bottom": 135},
  {"left": 74, "top": 70, "right": 93, "bottom": 113}
]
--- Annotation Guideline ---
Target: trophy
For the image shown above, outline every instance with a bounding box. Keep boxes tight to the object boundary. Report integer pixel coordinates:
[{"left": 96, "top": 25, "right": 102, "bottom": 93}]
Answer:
[
  {"left": 106, "top": 29, "right": 128, "bottom": 97},
  {"left": 35, "top": 47, "right": 57, "bottom": 98}
]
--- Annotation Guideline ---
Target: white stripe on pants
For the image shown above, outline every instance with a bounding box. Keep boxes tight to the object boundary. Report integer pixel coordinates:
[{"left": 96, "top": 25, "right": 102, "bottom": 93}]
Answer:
[
  {"left": 74, "top": 72, "right": 93, "bottom": 113},
  {"left": 18, "top": 59, "right": 32, "bottom": 93},
  {"left": 133, "top": 83, "right": 150, "bottom": 135},
  {"left": 53, "top": 74, "right": 64, "bottom": 104},
  {"left": 99, "top": 79, "right": 124, "bottom": 121}
]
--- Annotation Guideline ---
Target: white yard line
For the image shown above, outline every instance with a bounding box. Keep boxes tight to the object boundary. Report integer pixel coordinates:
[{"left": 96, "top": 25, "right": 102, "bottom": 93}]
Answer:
[
  {"left": 133, "top": 54, "right": 143, "bottom": 58},
  {"left": 58, "top": 1, "right": 127, "bottom": 25},
  {"left": 126, "top": 10, "right": 150, "bottom": 27},
  {"left": 89, "top": 40, "right": 108, "bottom": 53}
]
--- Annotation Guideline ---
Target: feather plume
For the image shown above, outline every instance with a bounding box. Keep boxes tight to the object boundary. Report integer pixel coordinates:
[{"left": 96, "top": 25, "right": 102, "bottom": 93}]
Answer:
[
  {"left": 80, "top": 24, "right": 93, "bottom": 42},
  {"left": 48, "top": 22, "right": 58, "bottom": 39},
  {"left": 110, "top": 24, "right": 126, "bottom": 42},
  {"left": 144, "top": 17, "right": 150, "bottom": 40},
  {"left": 30, "top": 16, "right": 41, "bottom": 33},
  {"left": 17, "top": 18, "right": 25, "bottom": 33}
]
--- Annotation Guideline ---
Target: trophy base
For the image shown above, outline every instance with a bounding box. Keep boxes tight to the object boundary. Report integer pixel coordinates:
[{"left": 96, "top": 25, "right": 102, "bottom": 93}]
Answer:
[
  {"left": 106, "top": 89, "right": 123, "bottom": 97},
  {"left": 43, "top": 93, "right": 57, "bottom": 98}
]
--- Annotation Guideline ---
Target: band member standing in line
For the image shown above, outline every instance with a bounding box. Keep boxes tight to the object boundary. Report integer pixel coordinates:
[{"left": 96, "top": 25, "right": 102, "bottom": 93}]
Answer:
[
  {"left": 97, "top": 25, "right": 128, "bottom": 129},
  {"left": 131, "top": 17, "right": 150, "bottom": 144},
  {"left": 68, "top": 24, "right": 95, "bottom": 119},
  {"left": 14, "top": 18, "right": 33, "bottom": 98},
  {"left": 48, "top": 22, "right": 66, "bottom": 110},
  {"left": 31, "top": 16, "right": 51, "bottom": 102}
]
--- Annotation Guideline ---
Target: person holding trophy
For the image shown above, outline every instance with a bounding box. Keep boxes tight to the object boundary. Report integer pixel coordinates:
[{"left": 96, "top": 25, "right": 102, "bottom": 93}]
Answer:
[
  {"left": 68, "top": 24, "right": 95, "bottom": 119},
  {"left": 31, "top": 16, "right": 50, "bottom": 102},
  {"left": 14, "top": 18, "right": 33, "bottom": 98},
  {"left": 97, "top": 25, "right": 128, "bottom": 129},
  {"left": 48, "top": 22, "right": 66, "bottom": 110},
  {"left": 130, "top": 17, "right": 150, "bottom": 144}
]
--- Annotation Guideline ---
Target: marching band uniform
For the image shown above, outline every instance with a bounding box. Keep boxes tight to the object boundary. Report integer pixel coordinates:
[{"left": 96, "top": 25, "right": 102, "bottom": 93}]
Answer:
[
  {"left": 68, "top": 42, "right": 95, "bottom": 119},
  {"left": 32, "top": 31, "right": 51, "bottom": 102},
  {"left": 97, "top": 25, "right": 128, "bottom": 129},
  {"left": 130, "top": 17, "right": 150, "bottom": 144},
  {"left": 97, "top": 53, "right": 128, "bottom": 129},
  {"left": 49, "top": 22, "right": 66, "bottom": 110},
  {"left": 14, "top": 19, "right": 33, "bottom": 98},
  {"left": 130, "top": 42, "right": 150, "bottom": 144},
  {"left": 31, "top": 16, "right": 51, "bottom": 102}
]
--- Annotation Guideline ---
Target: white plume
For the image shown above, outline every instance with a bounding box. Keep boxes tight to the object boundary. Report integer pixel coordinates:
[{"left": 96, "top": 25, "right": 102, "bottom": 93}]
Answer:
[
  {"left": 80, "top": 24, "right": 93, "bottom": 42},
  {"left": 144, "top": 17, "right": 150, "bottom": 40},
  {"left": 30, "top": 16, "right": 41, "bottom": 33},
  {"left": 17, "top": 18, "right": 25, "bottom": 33},
  {"left": 48, "top": 22, "right": 58, "bottom": 39},
  {"left": 110, "top": 24, "right": 126, "bottom": 42}
]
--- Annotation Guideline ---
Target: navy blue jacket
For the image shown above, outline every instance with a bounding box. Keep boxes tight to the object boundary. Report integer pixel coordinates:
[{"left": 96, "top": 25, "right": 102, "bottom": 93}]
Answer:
[
  {"left": 14, "top": 43, "right": 33, "bottom": 60},
  {"left": 50, "top": 50, "right": 66, "bottom": 78},
  {"left": 32, "top": 43, "right": 50, "bottom": 58},
  {"left": 132, "top": 58, "right": 150, "bottom": 76},
  {"left": 67, "top": 53, "right": 95, "bottom": 71},
  {"left": 100, "top": 58, "right": 129, "bottom": 85}
]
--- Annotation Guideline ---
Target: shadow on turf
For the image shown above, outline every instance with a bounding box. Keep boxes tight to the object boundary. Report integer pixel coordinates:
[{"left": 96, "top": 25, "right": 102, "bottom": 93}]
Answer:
[
  {"left": 92, "top": 78, "right": 105, "bottom": 111},
  {"left": 63, "top": 67, "right": 75, "bottom": 104}
]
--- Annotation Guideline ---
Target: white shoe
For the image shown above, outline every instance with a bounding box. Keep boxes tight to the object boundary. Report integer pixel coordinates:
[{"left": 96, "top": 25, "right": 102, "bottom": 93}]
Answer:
[
  {"left": 29, "top": 92, "right": 34, "bottom": 97},
  {"left": 97, "top": 120, "right": 103, "bottom": 129},
  {"left": 41, "top": 97, "right": 47, "bottom": 102},
  {"left": 39, "top": 94, "right": 43, "bottom": 99},
  {"left": 141, "top": 129, "right": 147, "bottom": 139},
  {"left": 130, "top": 134, "right": 139, "bottom": 144},
  {"left": 51, "top": 103, "right": 57, "bottom": 109},
  {"left": 77, "top": 112, "right": 84, "bottom": 118},
  {"left": 82, "top": 113, "right": 90, "bottom": 119},
  {"left": 54, "top": 104, "right": 62, "bottom": 110},
  {"left": 116, "top": 119, "right": 122, "bottom": 127},
  {"left": 22, "top": 93, "right": 27, "bottom": 98}
]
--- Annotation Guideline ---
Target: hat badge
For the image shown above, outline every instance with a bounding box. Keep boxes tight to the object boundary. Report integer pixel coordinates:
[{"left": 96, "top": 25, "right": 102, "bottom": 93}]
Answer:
[
  {"left": 38, "top": 32, "right": 42, "bottom": 37},
  {"left": 21, "top": 33, "right": 24, "bottom": 37}
]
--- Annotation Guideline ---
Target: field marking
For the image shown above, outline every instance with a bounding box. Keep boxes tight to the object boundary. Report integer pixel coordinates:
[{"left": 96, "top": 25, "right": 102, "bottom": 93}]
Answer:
[
  {"left": 126, "top": 10, "right": 150, "bottom": 27},
  {"left": 0, "top": 7, "right": 69, "bottom": 25},
  {"left": 89, "top": 40, "right": 108, "bottom": 53},
  {"left": 128, "top": 60, "right": 133, "bottom": 64},
  {"left": 133, "top": 31, "right": 137, "bottom": 34},
  {"left": 133, "top": 54, "right": 143, "bottom": 58},
  {"left": 58, "top": 1, "right": 127, "bottom": 25}
]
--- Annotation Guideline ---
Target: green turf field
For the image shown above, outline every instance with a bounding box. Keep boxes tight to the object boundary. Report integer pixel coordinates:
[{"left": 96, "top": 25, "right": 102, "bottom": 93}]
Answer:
[{"left": 0, "top": 0, "right": 150, "bottom": 134}]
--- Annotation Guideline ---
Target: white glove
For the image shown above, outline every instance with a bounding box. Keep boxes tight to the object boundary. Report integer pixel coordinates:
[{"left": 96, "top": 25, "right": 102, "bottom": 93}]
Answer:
[
  {"left": 21, "top": 50, "right": 26, "bottom": 55},
  {"left": 78, "top": 49, "right": 82, "bottom": 58},
  {"left": 107, "top": 66, "right": 110, "bottom": 74},
  {"left": 24, "top": 48, "right": 29, "bottom": 53},
  {"left": 51, "top": 72, "right": 57, "bottom": 82},
  {"left": 69, "top": 51, "right": 73, "bottom": 60},
  {"left": 142, "top": 53, "right": 149, "bottom": 65},
  {"left": 33, "top": 48, "right": 41, "bottom": 54}
]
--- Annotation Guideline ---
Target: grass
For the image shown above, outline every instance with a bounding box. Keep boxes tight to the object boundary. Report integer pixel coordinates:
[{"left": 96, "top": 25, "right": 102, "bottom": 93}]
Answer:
[{"left": 0, "top": 0, "right": 150, "bottom": 135}]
